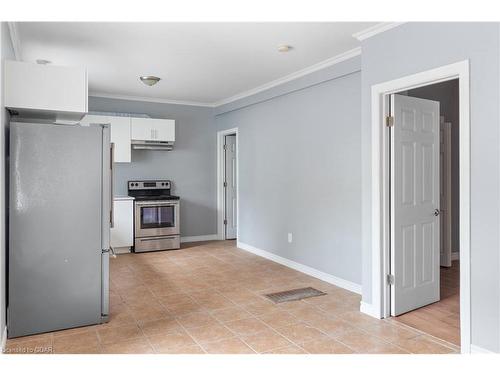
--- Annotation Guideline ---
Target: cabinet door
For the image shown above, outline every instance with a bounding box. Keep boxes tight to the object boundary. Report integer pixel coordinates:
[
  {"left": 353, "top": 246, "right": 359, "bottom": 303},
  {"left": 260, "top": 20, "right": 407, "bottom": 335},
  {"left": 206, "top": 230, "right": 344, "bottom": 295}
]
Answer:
[
  {"left": 131, "top": 118, "right": 175, "bottom": 141},
  {"left": 131, "top": 118, "right": 155, "bottom": 141},
  {"left": 110, "top": 117, "right": 131, "bottom": 163},
  {"left": 110, "top": 200, "right": 134, "bottom": 248},
  {"left": 155, "top": 119, "right": 175, "bottom": 142},
  {"left": 81, "top": 115, "right": 131, "bottom": 163},
  {"left": 4, "top": 60, "right": 87, "bottom": 114}
]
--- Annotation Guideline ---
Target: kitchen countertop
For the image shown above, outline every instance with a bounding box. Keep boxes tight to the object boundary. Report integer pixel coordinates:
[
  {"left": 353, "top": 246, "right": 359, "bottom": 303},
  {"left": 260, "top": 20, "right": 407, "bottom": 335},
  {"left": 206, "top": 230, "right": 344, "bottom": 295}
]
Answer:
[{"left": 114, "top": 195, "right": 135, "bottom": 201}]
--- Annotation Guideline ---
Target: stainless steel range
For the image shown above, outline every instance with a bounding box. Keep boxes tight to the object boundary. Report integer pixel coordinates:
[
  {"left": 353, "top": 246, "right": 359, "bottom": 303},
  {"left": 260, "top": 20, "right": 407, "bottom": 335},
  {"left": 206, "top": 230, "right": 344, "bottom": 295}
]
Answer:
[{"left": 128, "top": 180, "right": 180, "bottom": 252}]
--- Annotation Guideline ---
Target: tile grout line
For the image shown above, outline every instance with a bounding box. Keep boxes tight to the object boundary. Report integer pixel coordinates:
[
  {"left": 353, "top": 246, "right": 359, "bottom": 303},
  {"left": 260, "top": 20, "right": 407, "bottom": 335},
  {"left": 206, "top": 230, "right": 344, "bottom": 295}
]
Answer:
[{"left": 386, "top": 319, "right": 460, "bottom": 352}]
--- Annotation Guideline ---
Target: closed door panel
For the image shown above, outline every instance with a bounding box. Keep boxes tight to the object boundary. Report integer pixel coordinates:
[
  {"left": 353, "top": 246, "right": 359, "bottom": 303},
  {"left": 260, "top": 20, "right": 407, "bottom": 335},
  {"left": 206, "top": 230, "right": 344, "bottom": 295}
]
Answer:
[
  {"left": 9, "top": 122, "right": 103, "bottom": 338},
  {"left": 391, "top": 94, "right": 440, "bottom": 316}
]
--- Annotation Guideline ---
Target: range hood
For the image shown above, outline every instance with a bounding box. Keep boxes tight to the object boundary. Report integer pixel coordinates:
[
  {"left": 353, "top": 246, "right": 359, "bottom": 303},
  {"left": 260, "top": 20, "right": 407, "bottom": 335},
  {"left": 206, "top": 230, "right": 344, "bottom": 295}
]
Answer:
[{"left": 131, "top": 140, "right": 174, "bottom": 151}]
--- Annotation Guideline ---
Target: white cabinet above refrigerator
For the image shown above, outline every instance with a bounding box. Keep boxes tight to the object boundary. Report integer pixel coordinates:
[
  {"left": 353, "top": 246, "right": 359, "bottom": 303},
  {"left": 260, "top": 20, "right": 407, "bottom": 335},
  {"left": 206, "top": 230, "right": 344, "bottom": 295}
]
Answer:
[{"left": 4, "top": 60, "right": 88, "bottom": 122}]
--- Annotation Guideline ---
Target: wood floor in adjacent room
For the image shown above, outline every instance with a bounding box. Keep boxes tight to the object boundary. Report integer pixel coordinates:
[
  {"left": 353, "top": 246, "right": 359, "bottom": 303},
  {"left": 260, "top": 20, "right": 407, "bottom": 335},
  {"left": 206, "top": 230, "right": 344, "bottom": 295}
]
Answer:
[
  {"left": 392, "top": 260, "right": 460, "bottom": 346},
  {"left": 5, "top": 241, "right": 460, "bottom": 354}
]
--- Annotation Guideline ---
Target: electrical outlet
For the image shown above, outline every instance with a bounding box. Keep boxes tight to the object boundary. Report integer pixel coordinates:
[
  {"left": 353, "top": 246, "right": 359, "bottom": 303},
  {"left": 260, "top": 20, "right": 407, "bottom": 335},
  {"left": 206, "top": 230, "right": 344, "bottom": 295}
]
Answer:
[{"left": 287, "top": 233, "right": 293, "bottom": 243}]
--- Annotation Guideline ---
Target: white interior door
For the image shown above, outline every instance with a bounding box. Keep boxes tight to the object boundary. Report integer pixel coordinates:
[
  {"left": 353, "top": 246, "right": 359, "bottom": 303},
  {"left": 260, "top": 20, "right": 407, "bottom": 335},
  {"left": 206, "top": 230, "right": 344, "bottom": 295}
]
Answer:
[
  {"left": 391, "top": 94, "right": 440, "bottom": 316},
  {"left": 440, "top": 120, "right": 452, "bottom": 267},
  {"left": 224, "top": 134, "right": 237, "bottom": 239}
]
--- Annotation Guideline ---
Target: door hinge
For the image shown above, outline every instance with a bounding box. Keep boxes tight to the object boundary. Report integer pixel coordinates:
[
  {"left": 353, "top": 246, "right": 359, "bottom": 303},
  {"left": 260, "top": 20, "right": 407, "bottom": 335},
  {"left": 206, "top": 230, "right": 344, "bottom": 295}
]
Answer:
[
  {"left": 387, "top": 274, "right": 395, "bottom": 285},
  {"left": 223, "top": 181, "right": 227, "bottom": 187},
  {"left": 223, "top": 144, "right": 227, "bottom": 150},
  {"left": 224, "top": 219, "right": 227, "bottom": 225},
  {"left": 385, "top": 116, "right": 394, "bottom": 127}
]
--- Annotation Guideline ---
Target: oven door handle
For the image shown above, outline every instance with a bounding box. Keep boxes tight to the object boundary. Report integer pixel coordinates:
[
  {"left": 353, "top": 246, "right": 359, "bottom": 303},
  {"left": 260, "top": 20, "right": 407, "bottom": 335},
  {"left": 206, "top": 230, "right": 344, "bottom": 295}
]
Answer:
[{"left": 135, "top": 201, "right": 179, "bottom": 207}]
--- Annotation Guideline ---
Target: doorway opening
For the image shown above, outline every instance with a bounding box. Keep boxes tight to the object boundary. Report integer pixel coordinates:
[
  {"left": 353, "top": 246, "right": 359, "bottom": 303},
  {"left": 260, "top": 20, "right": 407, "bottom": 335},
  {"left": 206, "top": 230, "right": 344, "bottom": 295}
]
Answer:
[
  {"left": 216, "top": 127, "right": 239, "bottom": 241},
  {"left": 389, "top": 79, "right": 460, "bottom": 347},
  {"left": 366, "top": 60, "right": 470, "bottom": 353}
]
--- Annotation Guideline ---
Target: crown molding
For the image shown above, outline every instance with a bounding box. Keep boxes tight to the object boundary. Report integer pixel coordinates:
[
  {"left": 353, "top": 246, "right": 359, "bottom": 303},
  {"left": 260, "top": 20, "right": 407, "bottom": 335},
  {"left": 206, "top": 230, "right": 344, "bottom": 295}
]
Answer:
[
  {"left": 352, "top": 22, "right": 405, "bottom": 41},
  {"left": 90, "top": 47, "right": 361, "bottom": 109},
  {"left": 212, "top": 47, "right": 361, "bottom": 107},
  {"left": 7, "top": 22, "right": 22, "bottom": 61},
  {"left": 88, "top": 92, "right": 214, "bottom": 107}
]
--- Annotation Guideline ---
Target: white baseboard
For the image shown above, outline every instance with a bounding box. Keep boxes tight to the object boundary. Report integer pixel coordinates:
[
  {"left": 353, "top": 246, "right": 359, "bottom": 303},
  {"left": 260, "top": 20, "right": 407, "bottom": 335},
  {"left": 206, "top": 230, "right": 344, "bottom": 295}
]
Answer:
[
  {"left": 359, "top": 301, "right": 381, "bottom": 318},
  {"left": 470, "top": 344, "right": 496, "bottom": 354},
  {"left": 451, "top": 252, "right": 460, "bottom": 261},
  {"left": 1, "top": 326, "right": 7, "bottom": 354},
  {"left": 181, "top": 234, "right": 218, "bottom": 243},
  {"left": 236, "top": 241, "right": 361, "bottom": 295}
]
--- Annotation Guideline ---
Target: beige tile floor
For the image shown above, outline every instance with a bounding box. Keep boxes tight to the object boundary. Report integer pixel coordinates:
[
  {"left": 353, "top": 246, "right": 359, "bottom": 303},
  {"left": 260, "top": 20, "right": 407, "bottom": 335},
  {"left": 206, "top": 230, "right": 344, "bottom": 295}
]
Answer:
[
  {"left": 393, "top": 260, "right": 460, "bottom": 346},
  {"left": 5, "top": 240, "right": 460, "bottom": 354}
]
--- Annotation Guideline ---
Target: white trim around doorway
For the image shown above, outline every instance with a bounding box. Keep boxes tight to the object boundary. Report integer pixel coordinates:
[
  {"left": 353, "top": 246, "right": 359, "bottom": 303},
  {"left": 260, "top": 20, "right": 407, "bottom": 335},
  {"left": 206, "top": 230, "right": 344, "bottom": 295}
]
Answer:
[
  {"left": 362, "top": 60, "right": 471, "bottom": 353},
  {"left": 216, "top": 127, "right": 239, "bottom": 240}
]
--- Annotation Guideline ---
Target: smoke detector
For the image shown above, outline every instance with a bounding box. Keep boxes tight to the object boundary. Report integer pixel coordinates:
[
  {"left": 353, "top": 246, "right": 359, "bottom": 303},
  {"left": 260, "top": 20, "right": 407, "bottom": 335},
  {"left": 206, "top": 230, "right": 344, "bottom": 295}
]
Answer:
[{"left": 277, "top": 45, "right": 293, "bottom": 52}]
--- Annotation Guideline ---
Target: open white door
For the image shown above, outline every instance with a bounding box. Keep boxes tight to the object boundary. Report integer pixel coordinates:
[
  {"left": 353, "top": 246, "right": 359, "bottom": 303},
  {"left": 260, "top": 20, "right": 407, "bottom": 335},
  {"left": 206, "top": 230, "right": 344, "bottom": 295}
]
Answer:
[
  {"left": 224, "top": 134, "right": 237, "bottom": 239},
  {"left": 391, "top": 94, "right": 440, "bottom": 316}
]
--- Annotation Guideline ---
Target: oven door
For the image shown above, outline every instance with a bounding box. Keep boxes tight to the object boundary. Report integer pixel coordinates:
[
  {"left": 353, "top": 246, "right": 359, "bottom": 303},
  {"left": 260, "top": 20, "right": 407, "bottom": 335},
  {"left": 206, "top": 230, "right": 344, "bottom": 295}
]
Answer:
[{"left": 135, "top": 200, "right": 180, "bottom": 237}]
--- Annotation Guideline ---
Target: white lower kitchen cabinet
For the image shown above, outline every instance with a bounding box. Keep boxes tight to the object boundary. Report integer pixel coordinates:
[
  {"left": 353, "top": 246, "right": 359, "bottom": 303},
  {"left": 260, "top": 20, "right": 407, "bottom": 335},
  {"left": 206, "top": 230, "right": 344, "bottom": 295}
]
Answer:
[{"left": 110, "top": 197, "right": 134, "bottom": 253}]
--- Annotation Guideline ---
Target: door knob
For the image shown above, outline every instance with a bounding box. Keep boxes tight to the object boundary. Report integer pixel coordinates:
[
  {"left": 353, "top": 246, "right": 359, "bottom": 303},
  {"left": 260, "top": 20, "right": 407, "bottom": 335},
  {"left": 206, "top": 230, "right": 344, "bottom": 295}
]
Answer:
[{"left": 434, "top": 209, "right": 440, "bottom": 216}]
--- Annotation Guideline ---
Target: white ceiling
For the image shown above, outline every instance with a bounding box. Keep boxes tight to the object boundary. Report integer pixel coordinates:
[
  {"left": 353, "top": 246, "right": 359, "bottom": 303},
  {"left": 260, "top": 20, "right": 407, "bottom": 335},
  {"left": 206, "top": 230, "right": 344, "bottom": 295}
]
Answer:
[{"left": 14, "top": 22, "right": 377, "bottom": 106}]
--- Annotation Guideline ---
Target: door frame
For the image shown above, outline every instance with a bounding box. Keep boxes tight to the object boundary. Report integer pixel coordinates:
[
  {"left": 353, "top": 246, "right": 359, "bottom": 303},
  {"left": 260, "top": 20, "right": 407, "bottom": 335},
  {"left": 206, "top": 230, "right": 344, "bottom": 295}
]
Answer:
[
  {"left": 216, "top": 127, "right": 239, "bottom": 240},
  {"left": 367, "top": 60, "right": 470, "bottom": 352},
  {"left": 440, "top": 121, "right": 453, "bottom": 267}
]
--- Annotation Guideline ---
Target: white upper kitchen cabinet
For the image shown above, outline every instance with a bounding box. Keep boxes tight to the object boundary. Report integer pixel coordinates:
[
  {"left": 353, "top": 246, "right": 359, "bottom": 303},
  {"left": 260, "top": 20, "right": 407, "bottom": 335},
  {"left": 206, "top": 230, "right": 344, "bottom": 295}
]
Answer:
[
  {"left": 110, "top": 117, "right": 132, "bottom": 163},
  {"left": 81, "top": 115, "right": 131, "bottom": 163},
  {"left": 131, "top": 117, "right": 175, "bottom": 142},
  {"left": 4, "top": 60, "right": 87, "bottom": 122}
]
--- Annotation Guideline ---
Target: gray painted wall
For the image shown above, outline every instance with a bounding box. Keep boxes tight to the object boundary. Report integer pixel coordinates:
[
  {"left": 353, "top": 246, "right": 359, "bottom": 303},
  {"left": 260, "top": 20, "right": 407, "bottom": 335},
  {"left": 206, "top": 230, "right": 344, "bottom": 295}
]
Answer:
[
  {"left": 88, "top": 97, "right": 217, "bottom": 238},
  {"left": 216, "top": 61, "right": 363, "bottom": 285},
  {"left": 1, "top": 22, "right": 15, "bottom": 342},
  {"left": 360, "top": 23, "right": 500, "bottom": 351},
  {"left": 407, "top": 80, "right": 460, "bottom": 255},
  {"left": 215, "top": 55, "right": 361, "bottom": 115}
]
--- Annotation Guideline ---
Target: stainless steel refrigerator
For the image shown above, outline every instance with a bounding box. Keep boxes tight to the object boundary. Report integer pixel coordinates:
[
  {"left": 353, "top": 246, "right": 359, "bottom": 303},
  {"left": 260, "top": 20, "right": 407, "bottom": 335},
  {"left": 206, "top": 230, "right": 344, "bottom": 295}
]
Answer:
[{"left": 8, "top": 121, "right": 112, "bottom": 338}]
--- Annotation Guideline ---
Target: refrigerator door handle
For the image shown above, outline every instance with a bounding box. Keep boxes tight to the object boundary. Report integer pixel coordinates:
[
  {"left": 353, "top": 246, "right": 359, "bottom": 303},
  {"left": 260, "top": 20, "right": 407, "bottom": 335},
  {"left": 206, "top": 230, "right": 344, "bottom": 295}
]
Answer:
[
  {"left": 110, "top": 142, "right": 115, "bottom": 228},
  {"left": 101, "top": 249, "right": 110, "bottom": 320}
]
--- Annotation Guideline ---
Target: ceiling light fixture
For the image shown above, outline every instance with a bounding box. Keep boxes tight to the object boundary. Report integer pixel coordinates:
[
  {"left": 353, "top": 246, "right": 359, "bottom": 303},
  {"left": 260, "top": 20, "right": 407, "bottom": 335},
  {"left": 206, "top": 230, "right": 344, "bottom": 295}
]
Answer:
[
  {"left": 277, "top": 45, "right": 293, "bottom": 52},
  {"left": 140, "top": 76, "right": 161, "bottom": 86}
]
